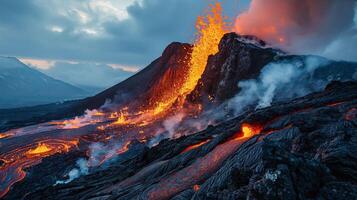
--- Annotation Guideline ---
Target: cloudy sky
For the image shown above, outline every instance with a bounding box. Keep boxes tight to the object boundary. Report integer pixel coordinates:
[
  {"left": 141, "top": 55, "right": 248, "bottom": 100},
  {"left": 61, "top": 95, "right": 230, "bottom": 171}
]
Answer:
[
  {"left": 0, "top": 0, "right": 250, "bottom": 89},
  {"left": 0, "top": 0, "right": 248, "bottom": 68},
  {"left": 0, "top": 0, "right": 356, "bottom": 89}
]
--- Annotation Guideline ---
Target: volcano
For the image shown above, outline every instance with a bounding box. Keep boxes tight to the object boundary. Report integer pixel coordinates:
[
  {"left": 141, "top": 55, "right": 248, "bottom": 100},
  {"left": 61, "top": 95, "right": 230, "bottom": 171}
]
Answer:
[
  {"left": 1, "top": 3, "right": 357, "bottom": 199},
  {"left": 1, "top": 31, "right": 356, "bottom": 200}
]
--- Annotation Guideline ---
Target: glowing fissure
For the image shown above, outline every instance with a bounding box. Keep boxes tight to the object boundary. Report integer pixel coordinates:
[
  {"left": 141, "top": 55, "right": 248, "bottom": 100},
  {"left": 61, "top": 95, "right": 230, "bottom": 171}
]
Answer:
[{"left": 181, "top": 139, "right": 211, "bottom": 154}]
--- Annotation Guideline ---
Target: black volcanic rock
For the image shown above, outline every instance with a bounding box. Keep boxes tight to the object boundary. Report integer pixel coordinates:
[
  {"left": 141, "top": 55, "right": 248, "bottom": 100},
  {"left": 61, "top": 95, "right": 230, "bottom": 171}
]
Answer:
[
  {"left": 189, "top": 33, "right": 278, "bottom": 102},
  {"left": 7, "top": 81, "right": 357, "bottom": 200},
  {"left": 189, "top": 33, "right": 357, "bottom": 105}
]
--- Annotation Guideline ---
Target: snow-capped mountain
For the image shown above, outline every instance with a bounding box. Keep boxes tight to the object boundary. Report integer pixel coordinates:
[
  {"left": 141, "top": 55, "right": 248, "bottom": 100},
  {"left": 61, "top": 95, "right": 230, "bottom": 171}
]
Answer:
[{"left": 0, "top": 56, "right": 90, "bottom": 108}]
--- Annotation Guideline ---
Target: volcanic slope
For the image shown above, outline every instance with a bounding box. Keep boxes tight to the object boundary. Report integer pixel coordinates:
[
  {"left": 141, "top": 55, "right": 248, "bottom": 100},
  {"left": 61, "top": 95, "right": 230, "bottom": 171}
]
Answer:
[
  {"left": 1, "top": 33, "right": 356, "bottom": 132},
  {"left": 5, "top": 81, "right": 357, "bottom": 200}
]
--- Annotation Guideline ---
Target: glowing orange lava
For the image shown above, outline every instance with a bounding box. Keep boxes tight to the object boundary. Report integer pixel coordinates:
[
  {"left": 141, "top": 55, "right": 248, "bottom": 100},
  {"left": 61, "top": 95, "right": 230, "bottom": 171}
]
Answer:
[
  {"left": 117, "top": 141, "right": 131, "bottom": 154},
  {"left": 147, "top": 123, "right": 262, "bottom": 199},
  {"left": 241, "top": 123, "right": 263, "bottom": 138},
  {"left": 0, "top": 133, "right": 13, "bottom": 139},
  {"left": 231, "top": 123, "right": 263, "bottom": 141},
  {"left": 27, "top": 143, "right": 52, "bottom": 155},
  {"left": 107, "top": 2, "right": 229, "bottom": 128},
  {"left": 0, "top": 139, "right": 79, "bottom": 198},
  {"left": 181, "top": 139, "right": 211, "bottom": 154},
  {"left": 181, "top": 2, "right": 229, "bottom": 99}
]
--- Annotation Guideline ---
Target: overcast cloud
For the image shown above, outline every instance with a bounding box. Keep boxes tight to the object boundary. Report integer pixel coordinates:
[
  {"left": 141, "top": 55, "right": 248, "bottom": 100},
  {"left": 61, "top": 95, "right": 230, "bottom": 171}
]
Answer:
[
  {"left": 0, "top": 0, "right": 248, "bottom": 68},
  {"left": 0, "top": 0, "right": 356, "bottom": 89}
]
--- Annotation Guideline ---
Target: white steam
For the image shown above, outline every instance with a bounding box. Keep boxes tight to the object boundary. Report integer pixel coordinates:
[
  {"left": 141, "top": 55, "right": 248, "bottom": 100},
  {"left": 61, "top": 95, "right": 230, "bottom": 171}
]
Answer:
[
  {"left": 162, "top": 112, "right": 185, "bottom": 139},
  {"left": 55, "top": 158, "right": 89, "bottom": 185},
  {"left": 228, "top": 56, "right": 330, "bottom": 114}
]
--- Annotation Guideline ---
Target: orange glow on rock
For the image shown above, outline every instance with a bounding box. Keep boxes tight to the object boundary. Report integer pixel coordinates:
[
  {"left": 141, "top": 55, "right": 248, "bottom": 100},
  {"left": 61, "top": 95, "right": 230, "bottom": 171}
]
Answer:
[
  {"left": 193, "top": 184, "right": 200, "bottom": 191},
  {"left": 232, "top": 123, "right": 263, "bottom": 141},
  {"left": 0, "top": 133, "right": 13, "bottom": 139},
  {"left": 181, "top": 139, "right": 211, "bottom": 154},
  {"left": 241, "top": 123, "right": 262, "bottom": 138}
]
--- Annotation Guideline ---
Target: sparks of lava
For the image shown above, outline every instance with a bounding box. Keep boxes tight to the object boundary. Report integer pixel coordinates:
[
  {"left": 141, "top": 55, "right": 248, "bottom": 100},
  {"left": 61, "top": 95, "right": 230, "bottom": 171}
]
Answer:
[
  {"left": 182, "top": 2, "right": 229, "bottom": 97},
  {"left": 0, "top": 139, "right": 79, "bottom": 198}
]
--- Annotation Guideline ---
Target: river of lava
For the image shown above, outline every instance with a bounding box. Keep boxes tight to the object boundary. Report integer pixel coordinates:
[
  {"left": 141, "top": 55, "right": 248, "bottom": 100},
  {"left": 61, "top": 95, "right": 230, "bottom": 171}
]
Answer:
[
  {"left": 146, "top": 124, "right": 262, "bottom": 200},
  {"left": 0, "top": 139, "right": 78, "bottom": 198}
]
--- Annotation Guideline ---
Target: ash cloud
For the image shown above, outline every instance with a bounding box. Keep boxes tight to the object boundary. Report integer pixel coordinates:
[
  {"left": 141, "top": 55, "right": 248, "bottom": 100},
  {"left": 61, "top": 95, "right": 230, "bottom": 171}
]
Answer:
[{"left": 235, "top": 0, "right": 357, "bottom": 62}]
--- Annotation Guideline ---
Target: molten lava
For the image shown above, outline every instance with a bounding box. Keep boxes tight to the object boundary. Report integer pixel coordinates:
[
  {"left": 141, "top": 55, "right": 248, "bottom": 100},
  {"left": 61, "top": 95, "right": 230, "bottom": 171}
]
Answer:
[
  {"left": 241, "top": 123, "right": 263, "bottom": 138},
  {"left": 106, "top": 2, "right": 229, "bottom": 129},
  {"left": 0, "top": 139, "right": 78, "bottom": 198},
  {"left": 182, "top": 2, "right": 229, "bottom": 98},
  {"left": 146, "top": 123, "right": 262, "bottom": 199},
  {"left": 0, "top": 133, "right": 13, "bottom": 139},
  {"left": 27, "top": 143, "right": 52, "bottom": 155},
  {"left": 181, "top": 139, "right": 211, "bottom": 154}
]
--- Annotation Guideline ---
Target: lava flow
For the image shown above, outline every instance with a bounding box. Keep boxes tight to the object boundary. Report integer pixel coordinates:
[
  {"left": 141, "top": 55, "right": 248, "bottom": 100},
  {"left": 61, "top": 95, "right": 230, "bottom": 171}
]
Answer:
[
  {"left": 105, "top": 2, "right": 229, "bottom": 129},
  {"left": 0, "top": 139, "right": 78, "bottom": 198},
  {"left": 146, "top": 123, "right": 262, "bottom": 200},
  {"left": 181, "top": 139, "right": 211, "bottom": 154}
]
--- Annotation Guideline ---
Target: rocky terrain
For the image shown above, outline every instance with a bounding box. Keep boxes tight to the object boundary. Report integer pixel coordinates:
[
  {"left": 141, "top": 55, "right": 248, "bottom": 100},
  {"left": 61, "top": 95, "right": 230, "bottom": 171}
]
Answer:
[
  {"left": 1, "top": 33, "right": 357, "bottom": 200},
  {"left": 3, "top": 81, "right": 356, "bottom": 200}
]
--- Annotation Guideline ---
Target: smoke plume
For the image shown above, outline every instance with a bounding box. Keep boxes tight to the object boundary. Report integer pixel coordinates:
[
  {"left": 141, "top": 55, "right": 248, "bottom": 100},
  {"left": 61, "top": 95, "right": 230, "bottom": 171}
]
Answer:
[
  {"left": 235, "top": 0, "right": 357, "bottom": 60},
  {"left": 227, "top": 56, "right": 343, "bottom": 114}
]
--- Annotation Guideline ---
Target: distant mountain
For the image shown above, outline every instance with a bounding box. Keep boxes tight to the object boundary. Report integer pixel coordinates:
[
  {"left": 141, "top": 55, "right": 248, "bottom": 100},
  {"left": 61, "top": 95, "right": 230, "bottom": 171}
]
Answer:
[
  {"left": 0, "top": 56, "right": 90, "bottom": 108},
  {"left": 38, "top": 62, "right": 136, "bottom": 94}
]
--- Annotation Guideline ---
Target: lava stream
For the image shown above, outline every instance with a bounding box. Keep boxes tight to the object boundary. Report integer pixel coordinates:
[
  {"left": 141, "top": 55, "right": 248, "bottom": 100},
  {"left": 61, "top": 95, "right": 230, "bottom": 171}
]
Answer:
[
  {"left": 0, "top": 139, "right": 78, "bottom": 198},
  {"left": 146, "top": 124, "right": 261, "bottom": 200},
  {"left": 181, "top": 139, "right": 211, "bottom": 154}
]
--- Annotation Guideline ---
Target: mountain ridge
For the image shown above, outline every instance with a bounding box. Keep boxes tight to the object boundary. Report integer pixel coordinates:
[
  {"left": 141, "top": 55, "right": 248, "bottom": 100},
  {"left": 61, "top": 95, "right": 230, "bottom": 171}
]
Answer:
[{"left": 0, "top": 56, "right": 90, "bottom": 109}]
